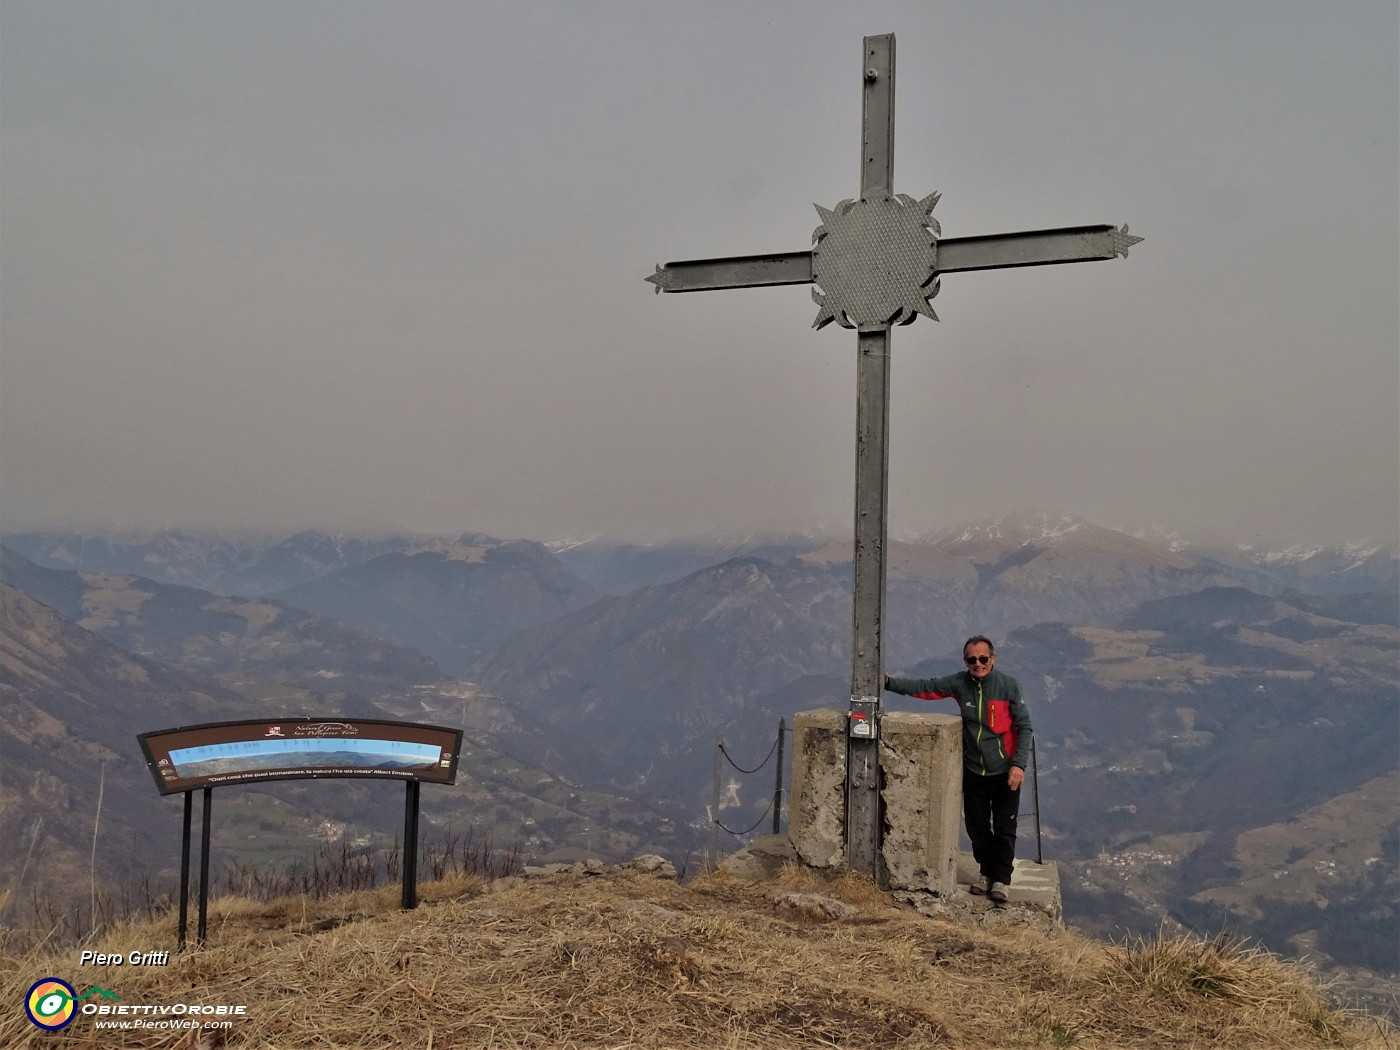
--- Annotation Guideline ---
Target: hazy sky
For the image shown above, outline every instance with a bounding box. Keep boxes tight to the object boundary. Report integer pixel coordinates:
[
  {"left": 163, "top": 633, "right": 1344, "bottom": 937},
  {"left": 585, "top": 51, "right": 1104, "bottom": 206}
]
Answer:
[{"left": 2, "top": 1, "right": 1396, "bottom": 546}]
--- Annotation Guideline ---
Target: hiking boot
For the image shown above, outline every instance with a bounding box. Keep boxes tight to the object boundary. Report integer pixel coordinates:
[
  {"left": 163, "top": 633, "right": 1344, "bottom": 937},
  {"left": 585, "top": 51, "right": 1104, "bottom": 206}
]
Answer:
[
  {"left": 989, "top": 882, "right": 1009, "bottom": 903},
  {"left": 969, "top": 875, "right": 990, "bottom": 895}
]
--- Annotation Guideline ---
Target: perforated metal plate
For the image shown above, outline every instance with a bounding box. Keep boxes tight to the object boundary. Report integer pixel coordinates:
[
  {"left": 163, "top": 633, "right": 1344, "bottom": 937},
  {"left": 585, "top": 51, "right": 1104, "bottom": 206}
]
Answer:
[{"left": 811, "top": 192, "right": 941, "bottom": 330}]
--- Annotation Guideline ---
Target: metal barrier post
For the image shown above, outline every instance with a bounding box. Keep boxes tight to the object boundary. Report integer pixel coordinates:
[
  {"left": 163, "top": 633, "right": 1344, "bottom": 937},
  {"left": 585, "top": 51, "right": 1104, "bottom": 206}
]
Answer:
[{"left": 772, "top": 718, "right": 786, "bottom": 834}]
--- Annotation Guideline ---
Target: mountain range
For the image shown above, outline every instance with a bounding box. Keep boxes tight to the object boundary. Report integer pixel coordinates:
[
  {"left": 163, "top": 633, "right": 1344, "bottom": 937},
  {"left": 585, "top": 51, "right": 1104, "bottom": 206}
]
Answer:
[
  {"left": 2, "top": 512, "right": 1395, "bottom": 994},
  {"left": 2, "top": 529, "right": 426, "bottom": 595},
  {"left": 10, "top": 513, "right": 1395, "bottom": 601},
  {"left": 274, "top": 535, "right": 601, "bottom": 673}
]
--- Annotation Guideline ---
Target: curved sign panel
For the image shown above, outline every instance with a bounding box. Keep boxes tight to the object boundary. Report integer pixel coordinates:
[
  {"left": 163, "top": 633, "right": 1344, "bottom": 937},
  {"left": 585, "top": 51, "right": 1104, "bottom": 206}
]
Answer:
[{"left": 138, "top": 718, "right": 462, "bottom": 795}]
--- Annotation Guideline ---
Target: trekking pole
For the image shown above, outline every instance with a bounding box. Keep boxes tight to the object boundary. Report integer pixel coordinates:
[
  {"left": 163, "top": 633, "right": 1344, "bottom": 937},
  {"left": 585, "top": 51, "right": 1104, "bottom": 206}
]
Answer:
[{"left": 1031, "top": 737, "right": 1043, "bottom": 864}]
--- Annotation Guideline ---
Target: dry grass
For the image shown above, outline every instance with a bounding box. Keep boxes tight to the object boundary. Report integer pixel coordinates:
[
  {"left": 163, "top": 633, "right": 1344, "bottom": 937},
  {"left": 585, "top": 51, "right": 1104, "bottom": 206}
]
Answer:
[
  {"left": 1105, "top": 930, "right": 1369, "bottom": 1046},
  {"left": 1, "top": 865, "right": 1390, "bottom": 1049},
  {"left": 1, "top": 829, "right": 521, "bottom": 956}
]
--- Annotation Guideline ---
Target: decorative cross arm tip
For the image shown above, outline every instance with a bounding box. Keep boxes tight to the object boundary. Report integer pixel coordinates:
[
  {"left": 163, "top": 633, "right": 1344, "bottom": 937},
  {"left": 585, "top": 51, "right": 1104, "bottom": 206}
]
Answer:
[{"left": 1112, "top": 225, "right": 1143, "bottom": 257}]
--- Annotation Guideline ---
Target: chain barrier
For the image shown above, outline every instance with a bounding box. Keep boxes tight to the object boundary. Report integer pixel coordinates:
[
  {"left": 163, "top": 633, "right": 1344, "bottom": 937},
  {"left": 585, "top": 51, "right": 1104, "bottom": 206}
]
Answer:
[
  {"left": 708, "top": 719, "right": 787, "bottom": 863},
  {"left": 718, "top": 736, "right": 778, "bottom": 775},
  {"left": 715, "top": 796, "right": 776, "bottom": 836}
]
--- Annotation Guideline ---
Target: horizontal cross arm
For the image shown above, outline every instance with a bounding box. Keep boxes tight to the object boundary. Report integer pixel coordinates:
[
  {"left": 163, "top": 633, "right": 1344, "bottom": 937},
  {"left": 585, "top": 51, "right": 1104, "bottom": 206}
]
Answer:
[
  {"left": 645, "top": 252, "right": 813, "bottom": 294},
  {"left": 644, "top": 224, "right": 1142, "bottom": 293},
  {"left": 937, "top": 224, "right": 1143, "bottom": 273}
]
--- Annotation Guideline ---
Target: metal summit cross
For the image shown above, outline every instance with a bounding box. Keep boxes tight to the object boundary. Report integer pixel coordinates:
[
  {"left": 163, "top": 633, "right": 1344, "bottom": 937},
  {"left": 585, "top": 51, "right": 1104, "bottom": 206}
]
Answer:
[{"left": 645, "top": 34, "right": 1141, "bottom": 879}]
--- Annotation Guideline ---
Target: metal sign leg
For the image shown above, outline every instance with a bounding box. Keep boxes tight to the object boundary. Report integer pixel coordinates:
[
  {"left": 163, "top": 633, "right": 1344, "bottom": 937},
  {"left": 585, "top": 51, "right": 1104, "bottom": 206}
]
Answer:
[
  {"left": 197, "top": 788, "right": 212, "bottom": 946},
  {"left": 402, "top": 780, "right": 420, "bottom": 909},
  {"left": 177, "top": 791, "right": 192, "bottom": 952}
]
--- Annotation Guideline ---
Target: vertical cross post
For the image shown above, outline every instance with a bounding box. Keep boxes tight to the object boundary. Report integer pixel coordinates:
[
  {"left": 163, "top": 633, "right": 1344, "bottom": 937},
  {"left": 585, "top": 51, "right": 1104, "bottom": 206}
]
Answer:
[{"left": 846, "top": 34, "right": 896, "bottom": 879}]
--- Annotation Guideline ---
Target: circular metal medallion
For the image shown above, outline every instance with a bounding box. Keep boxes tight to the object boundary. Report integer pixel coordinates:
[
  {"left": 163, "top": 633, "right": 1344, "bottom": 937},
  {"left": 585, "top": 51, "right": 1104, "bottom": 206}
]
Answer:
[{"left": 811, "top": 192, "right": 941, "bottom": 330}]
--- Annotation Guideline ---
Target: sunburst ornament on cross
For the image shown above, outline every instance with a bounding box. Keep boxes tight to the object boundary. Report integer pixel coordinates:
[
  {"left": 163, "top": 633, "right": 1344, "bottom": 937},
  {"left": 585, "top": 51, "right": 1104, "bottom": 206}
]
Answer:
[{"left": 810, "top": 192, "right": 941, "bottom": 330}]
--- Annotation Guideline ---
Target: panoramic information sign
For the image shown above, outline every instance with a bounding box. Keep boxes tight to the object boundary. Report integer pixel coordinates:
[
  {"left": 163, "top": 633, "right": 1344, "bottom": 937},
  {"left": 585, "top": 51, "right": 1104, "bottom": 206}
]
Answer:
[{"left": 138, "top": 718, "right": 463, "bottom": 795}]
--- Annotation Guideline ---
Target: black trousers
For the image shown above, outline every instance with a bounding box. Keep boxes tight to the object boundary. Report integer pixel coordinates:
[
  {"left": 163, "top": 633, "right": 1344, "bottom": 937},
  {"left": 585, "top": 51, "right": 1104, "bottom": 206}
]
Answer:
[{"left": 963, "top": 768, "right": 1020, "bottom": 885}]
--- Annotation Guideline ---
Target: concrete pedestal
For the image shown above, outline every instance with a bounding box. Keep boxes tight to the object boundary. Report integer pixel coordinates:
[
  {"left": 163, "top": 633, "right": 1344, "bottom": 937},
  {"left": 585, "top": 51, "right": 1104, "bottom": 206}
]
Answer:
[
  {"left": 880, "top": 710, "right": 962, "bottom": 894},
  {"left": 788, "top": 710, "right": 847, "bottom": 869},
  {"left": 788, "top": 708, "right": 961, "bottom": 893}
]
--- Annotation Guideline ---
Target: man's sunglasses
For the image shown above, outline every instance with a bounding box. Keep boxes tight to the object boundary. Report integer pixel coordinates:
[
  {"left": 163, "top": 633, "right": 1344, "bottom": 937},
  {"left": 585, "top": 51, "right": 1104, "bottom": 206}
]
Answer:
[{"left": 964, "top": 654, "right": 991, "bottom": 665}]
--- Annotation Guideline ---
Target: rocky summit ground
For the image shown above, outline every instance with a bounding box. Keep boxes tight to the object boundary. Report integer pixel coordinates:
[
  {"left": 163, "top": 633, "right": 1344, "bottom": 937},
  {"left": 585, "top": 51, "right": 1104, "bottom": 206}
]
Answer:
[{"left": 2, "top": 857, "right": 1392, "bottom": 1049}]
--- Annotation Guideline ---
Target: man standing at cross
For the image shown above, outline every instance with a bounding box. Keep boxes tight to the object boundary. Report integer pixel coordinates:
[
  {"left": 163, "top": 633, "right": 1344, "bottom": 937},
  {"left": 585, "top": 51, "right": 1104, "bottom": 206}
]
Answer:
[{"left": 885, "top": 636, "right": 1034, "bottom": 902}]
